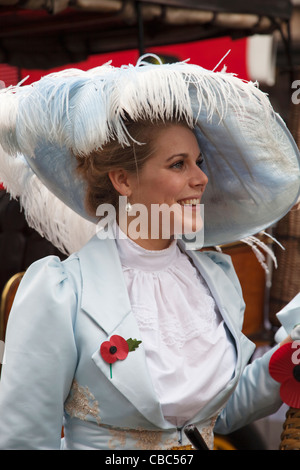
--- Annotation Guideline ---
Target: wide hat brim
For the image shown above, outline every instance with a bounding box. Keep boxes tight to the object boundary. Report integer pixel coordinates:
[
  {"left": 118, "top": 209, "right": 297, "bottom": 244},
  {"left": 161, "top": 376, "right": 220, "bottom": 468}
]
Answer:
[{"left": 0, "top": 57, "right": 299, "bottom": 253}]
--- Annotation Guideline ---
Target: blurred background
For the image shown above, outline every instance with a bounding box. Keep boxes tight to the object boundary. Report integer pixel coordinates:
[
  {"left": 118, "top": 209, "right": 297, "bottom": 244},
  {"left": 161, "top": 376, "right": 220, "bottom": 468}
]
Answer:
[{"left": 1, "top": 0, "right": 300, "bottom": 450}]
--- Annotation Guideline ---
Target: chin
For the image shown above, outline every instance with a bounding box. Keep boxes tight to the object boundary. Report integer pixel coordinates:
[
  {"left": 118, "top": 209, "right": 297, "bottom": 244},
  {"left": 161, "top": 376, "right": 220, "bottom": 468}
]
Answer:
[{"left": 173, "top": 204, "right": 203, "bottom": 235}]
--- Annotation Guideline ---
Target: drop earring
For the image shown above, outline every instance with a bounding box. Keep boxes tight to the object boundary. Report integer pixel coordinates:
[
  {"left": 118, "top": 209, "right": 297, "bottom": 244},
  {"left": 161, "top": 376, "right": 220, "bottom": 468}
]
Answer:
[{"left": 125, "top": 201, "right": 132, "bottom": 213}]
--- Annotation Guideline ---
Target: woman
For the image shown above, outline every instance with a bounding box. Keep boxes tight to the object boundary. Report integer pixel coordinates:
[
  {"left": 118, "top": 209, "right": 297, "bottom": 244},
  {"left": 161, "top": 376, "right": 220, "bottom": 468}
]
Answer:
[{"left": 0, "top": 56, "right": 299, "bottom": 450}]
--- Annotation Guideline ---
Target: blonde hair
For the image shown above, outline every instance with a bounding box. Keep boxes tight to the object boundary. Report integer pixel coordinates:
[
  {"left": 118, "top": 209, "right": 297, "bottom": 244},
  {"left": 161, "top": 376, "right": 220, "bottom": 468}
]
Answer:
[{"left": 76, "top": 119, "right": 189, "bottom": 217}]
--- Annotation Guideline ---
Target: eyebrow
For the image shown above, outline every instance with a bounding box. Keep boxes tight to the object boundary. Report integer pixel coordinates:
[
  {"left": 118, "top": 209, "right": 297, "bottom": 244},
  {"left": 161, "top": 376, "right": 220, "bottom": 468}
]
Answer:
[{"left": 166, "top": 152, "right": 202, "bottom": 162}]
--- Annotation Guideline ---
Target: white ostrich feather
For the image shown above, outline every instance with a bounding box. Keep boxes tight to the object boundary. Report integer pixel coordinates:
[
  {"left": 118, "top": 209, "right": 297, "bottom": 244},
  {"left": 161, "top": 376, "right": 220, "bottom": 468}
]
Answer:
[
  {"left": 0, "top": 56, "right": 273, "bottom": 158},
  {"left": 0, "top": 56, "right": 291, "bottom": 255},
  {"left": 0, "top": 144, "right": 95, "bottom": 255}
]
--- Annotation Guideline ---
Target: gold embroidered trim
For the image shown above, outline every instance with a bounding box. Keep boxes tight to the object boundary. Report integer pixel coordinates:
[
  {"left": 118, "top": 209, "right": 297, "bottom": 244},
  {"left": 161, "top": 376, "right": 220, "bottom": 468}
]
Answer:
[
  {"left": 170, "top": 416, "right": 218, "bottom": 450},
  {"left": 107, "top": 427, "right": 181, "bottom": 450},
  {"left": 64, "top": 382, "right": 218, "bottom": 451},
  {"left": 108, "top": 428, "right": 127, "bottom": 449},
  {"left": 107, "top": 418, "right": 218, "bottom": 451},
  {"left": 108, "top": 428, "right": 165, "bottom": 450},
  {"left": 129, "top": 429, "right": 164, "bottom": 450},
  {"left": 201, "top": 415, "right": 218, "bottom": 450},
  {"left": 65, "top": 380, "right": 101, "bottom": 425}
]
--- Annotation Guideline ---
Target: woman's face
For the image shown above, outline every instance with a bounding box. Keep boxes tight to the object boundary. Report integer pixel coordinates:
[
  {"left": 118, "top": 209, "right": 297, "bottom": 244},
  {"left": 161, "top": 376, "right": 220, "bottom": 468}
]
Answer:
[{"left": 122, "top": 124, "right": 208, "bottom": 249}]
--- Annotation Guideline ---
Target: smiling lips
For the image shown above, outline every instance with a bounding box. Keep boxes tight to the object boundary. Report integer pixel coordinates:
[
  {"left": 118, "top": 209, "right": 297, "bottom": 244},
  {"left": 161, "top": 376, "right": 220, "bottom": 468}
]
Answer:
[{"left": 178, "top": 198, "right": 201, "bottom": 206}]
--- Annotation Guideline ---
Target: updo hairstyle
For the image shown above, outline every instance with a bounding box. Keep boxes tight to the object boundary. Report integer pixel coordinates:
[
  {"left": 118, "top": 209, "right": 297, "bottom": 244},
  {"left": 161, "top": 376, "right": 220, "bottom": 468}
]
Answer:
[{"left": 76, "top": 118, "right": 189, "bottom": 217}]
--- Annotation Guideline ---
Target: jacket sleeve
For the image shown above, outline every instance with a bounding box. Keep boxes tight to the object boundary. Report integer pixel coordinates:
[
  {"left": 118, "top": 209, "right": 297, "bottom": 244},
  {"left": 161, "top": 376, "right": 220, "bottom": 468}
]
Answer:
[
  {"left": 215, "top": 288, "right": 300, "bottom": 435},
  {"left": 206, "top": 251, "right": 283, "bottom": 434},
  {"left": 0, "top": 256, "right": 78, "bottom": 449},
  {"left": 214, "top": 344, "right": 282, "bottom": 435}
]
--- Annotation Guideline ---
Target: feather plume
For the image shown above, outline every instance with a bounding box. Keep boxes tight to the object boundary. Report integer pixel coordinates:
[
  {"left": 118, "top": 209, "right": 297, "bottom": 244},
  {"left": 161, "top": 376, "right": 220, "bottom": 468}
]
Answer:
[
  {"left": 0, "top": 144, "right": 95, "bottom": 255},
  {"left": 0, "top": 57, "right": 273, "bottom": 158},
  {"left": 0, "top": 55, "right": 294, "bottom": 255}
]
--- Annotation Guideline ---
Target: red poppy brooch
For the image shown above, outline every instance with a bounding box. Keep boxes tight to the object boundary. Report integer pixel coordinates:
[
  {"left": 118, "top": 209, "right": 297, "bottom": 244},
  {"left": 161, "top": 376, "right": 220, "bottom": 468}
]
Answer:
[
  {"left": 269, "top": 341, "right": 300, "bottom": 408},
  {"left": 100, "top": 335, "right": 142, "bottom": 378}
]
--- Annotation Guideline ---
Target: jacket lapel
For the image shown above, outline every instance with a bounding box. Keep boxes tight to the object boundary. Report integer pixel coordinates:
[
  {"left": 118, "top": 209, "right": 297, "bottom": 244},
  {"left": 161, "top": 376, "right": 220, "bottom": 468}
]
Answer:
[
  {"left": 181, "top": 243, "right": 244, "bottom": 340},
  {"left": 78, "top": 234, "right": 168, "bottom": 428},
  {"left": 78, "top": 234, "right": 132, "bottom": 335},
  {"left": 180, "top": 245, "right": 256, "bottom": 424},
  {"left": 91, "top": 312, "right": 169, "bottom": 429},
  {"left": 77, "top": 235, "right": 246, "bottom": 429}
]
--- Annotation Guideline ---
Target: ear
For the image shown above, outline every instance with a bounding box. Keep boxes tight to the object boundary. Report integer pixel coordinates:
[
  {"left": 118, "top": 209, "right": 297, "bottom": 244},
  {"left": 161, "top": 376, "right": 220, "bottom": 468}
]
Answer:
[{"left": 108, "top": 169, "right": 133, "bottom": 197}]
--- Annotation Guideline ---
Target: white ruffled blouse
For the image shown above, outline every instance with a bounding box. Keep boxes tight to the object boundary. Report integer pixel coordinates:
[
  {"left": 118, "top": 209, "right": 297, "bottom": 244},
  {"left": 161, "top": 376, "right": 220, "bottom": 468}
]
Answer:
[{"left": 115, "top": 227, "right": 236, "bottom": 428}]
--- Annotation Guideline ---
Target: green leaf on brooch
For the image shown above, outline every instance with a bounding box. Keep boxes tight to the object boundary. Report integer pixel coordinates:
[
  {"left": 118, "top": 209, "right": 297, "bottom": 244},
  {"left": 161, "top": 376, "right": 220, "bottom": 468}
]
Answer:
[{"left": 126, "top": 338, "right": 142, "bottom": 352}]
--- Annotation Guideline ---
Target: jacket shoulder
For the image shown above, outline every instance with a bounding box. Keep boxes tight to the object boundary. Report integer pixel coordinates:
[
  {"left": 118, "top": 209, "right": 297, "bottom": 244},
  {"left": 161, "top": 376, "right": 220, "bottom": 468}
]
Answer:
[{"left": 198, "top": 249, "right": 243, "bottom": 297}]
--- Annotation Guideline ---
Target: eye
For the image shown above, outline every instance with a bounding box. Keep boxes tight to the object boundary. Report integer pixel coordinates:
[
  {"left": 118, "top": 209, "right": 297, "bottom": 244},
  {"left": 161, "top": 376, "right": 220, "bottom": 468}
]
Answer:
[
  {"left": 170, "top": 160, "right": 184, "bottom": 170},
  {"left": 196, "top": 156, "right": 204, "bottom": 168}
]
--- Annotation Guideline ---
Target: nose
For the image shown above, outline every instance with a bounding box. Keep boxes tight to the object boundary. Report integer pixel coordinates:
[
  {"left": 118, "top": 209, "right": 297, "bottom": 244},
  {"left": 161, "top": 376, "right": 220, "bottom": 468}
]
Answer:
[{"left": 189, "top": 165, "right": 208, "bottom": 190}]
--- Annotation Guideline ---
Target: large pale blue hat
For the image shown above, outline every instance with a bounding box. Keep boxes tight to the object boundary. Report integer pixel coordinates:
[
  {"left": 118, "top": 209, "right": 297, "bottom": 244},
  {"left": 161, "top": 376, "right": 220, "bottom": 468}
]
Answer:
[{"left": 0, "top": 55, "right": 299, "bottom": 254}]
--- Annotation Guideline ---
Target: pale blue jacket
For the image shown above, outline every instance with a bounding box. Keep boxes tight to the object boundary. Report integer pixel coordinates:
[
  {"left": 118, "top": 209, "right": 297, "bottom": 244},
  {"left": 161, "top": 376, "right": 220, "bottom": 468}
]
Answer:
[{"left": 0, "top": 234, "right": 295, "bottom": 450}]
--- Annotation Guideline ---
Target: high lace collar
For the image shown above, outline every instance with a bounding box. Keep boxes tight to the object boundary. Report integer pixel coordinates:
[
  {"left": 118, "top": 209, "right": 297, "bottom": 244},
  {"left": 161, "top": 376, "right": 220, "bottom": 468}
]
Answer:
[{"left": 114, "top": 222, "right": 179, "bottom": 272}]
